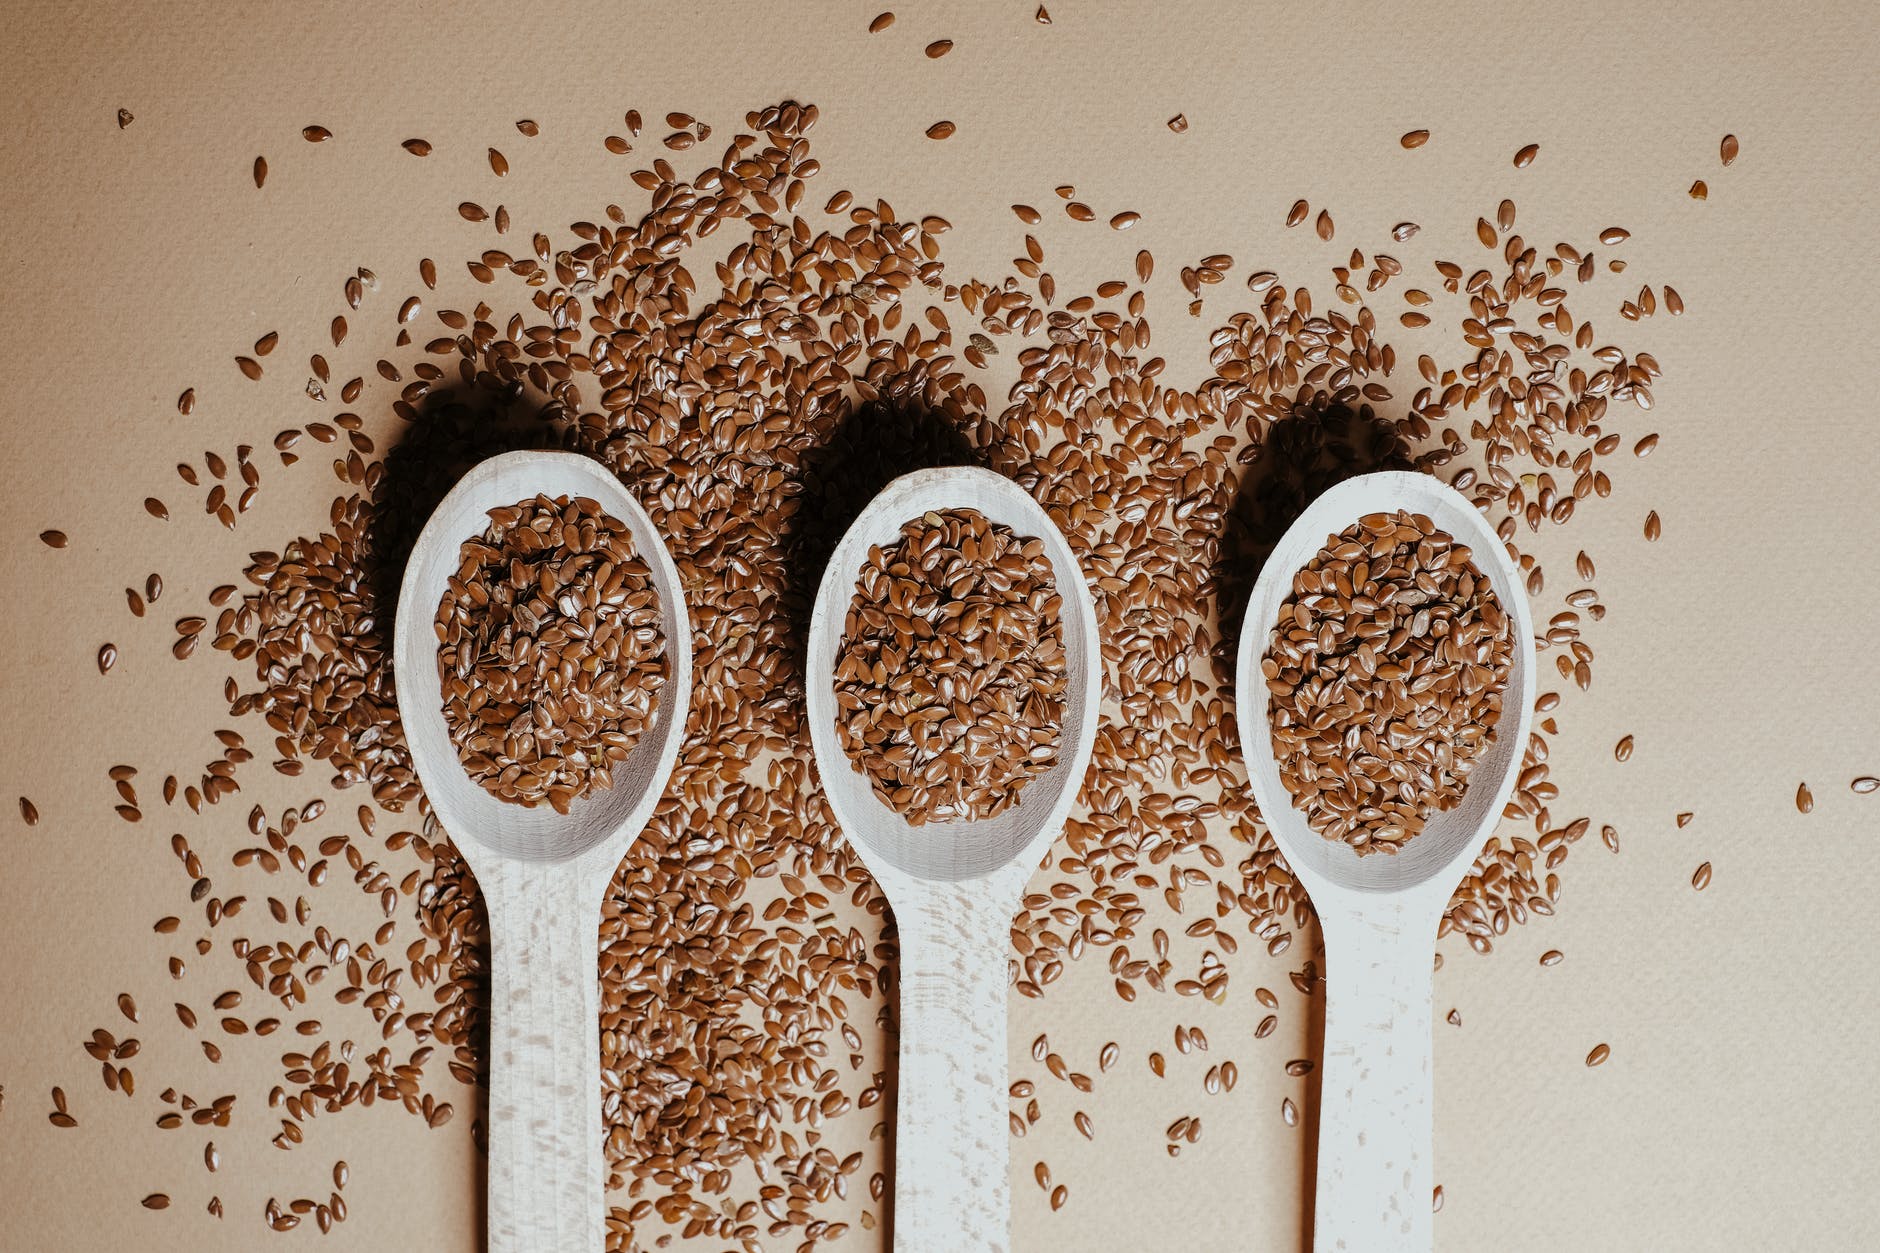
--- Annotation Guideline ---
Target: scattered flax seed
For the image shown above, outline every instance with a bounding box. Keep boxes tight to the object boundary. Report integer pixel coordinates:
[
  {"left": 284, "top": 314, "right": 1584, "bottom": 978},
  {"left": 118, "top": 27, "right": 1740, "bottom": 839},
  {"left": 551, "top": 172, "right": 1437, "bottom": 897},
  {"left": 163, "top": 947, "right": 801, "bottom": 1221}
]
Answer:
[
  {"left": 117, "top": 108, "right": 134, "bottom": 129},
  {"left": 1614, "top": 735, "right": 1634, "bottom": 762},
  {"left": 516, "top": 119, "right": 539, "bottom": 137},
  {"left": 1514, "top": 143, "right": 1540, "bottom": 168},
  {"left": 1634, "top": 434, "right": 1659, "bottom": 457},
  {"left": 925, "top": 39, "right": 953, "bottom": 57},
  {"left": 1585, "top": 1043, "right": 1610, "bottom": 1067},
  {"left": 177, "top": 388, "right": 195, "bottom": 415},
  {"left": 1281, "top": 1098, "right": 1298, "bottom": 1127},
  {"left": 98, "top": 644, "right": 118, "bottom": 675},
  {"left": 302, "top": 125, "right": 331, "bottom": 143},
  {"left": 1286, "top": 199, "right": 1309, "bottom": 227},
  {"left": 1540, "top": 949, "right": 1563, "bottom": 967},
  {"left": 1400, "top": 129, "right": 1429, "bottom": 149},
  {"left": 868, "top": 11, "right": 894, "bottom": 33},
  {"left": 19, "top": 797, "right": 38, "bottom": 825},
  {"left": 1848, "top": 776, "right": 1878, "bottom": 794},
  {"left": 252, "top": 156, "right": 266, "bottom": 188},
  {"left": 401, "top": 138, "right": 432, "bottom": 156},
  {"left": 1012, "top": 204, "right": 1041, "bottom": 224},
  {"left": 488, "top": 148, "right": 508, "bottom": 177},
  {"left": 144, "top": 498, "right": 167, "bottom": 519},
  {"left": 604, "top": 135, "right": 631, "bottom": 155},
  {"left": 1167, "top": 114, "right": 1187, "bottom": 133},
  {"left": 1392, "top": 222, "right": 1420, "bottom": 241},
  {"left": 1692, "top": 862, "right": 1712, "bottom": 891},
  {"left": 39, "top": 530, "right": 68, "bottom": 548},
  {"left": 141, "top": 1194, "right": 169, "bottom": 1210},
  {"left": 1676, "top": 812, "right": 1694, "bottom": 828},
  {"left": 458, "top": 202, "right": 488, "bottom": 223},
  {"left": 1065, "top": 201, "right": 1095, "bottom": 222},
  {"left": 254, "top": 331, "right": 277, "bottom": 356},
  {"left": 1050, "top": 1185, "right": 1067, "bottom": 1211},
  {"left": 1720, "top": 134, "right": 1739, "bottom": 166},
  {"left": 1109, "top": 211, "right": 1140, "bottom": 231},
  {"left": 1602, "top": 825, "right": 1620, "bottom": 852},
  {"left": 1663, "top": 286, "right": 1684, "bottom": 315},
  {"left": 1689, "top": 180, "right": 1708, "bottom": 199},
  {"left": 1433, "top": 1185, "right": 1445, "bottom": 1213},
  {"left": 925, "top": 121, "right": 956, "bottom": 141},
  {"left": 1643, "top": 511, "right": 1661, "bottom": 541},
  {"left": 1314, "top": 210, "right": 1334, "bottom": 241},
  {"left": 1599, "top": 227, "right": 1630, "bottom": 245},
  {"left": 1795, "top": 782, "right": 1813, "bottom": 813},
  {"left": 1035, "top": 4, "right": 1050, "bottom": 21},
  {"left": 235, "top": 357, "right": 262, "bottom": 380}
]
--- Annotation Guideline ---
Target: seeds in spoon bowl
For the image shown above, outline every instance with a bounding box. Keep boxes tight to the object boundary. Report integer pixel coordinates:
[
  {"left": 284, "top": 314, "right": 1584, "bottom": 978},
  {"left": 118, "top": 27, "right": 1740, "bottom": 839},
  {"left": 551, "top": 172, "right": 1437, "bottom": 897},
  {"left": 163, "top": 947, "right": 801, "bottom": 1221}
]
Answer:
[
  {"left": 433, "top": 493, "right": 666, "bottom": 813},
  {"left": 833, "top": 507, "right": 1066, "bottom": 825},
  {"left": 1263, "top": 508, "right": 1514, "bottom": 855}
]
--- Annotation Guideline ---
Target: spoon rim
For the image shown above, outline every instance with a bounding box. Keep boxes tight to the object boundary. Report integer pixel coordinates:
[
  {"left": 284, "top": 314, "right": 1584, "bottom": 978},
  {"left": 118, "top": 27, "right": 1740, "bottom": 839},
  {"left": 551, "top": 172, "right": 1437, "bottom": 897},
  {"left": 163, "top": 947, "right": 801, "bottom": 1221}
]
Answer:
[
  {"left": 392, "top": 449, "right": 693, "bottom": 870},
  {"left": 804, "top": 466, "right": 1101, "bottom": 889},
  {"left": 1233, "top": 470, "right": 1536, "bottom": 907}
]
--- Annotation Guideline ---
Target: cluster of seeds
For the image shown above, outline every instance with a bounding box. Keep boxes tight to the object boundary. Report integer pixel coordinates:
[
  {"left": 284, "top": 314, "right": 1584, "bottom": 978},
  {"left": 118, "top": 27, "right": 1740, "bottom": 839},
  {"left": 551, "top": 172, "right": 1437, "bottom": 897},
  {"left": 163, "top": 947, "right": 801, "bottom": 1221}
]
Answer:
[
  {"left": 434, "top": 493, "right": 665, "bottom": 811},
  {"left": 833, "top": 508, "right": 1066, "bottom": 824},
  {"left": 35, "top": 93, "right": 1726, "bottom": 1247},
  {"left": 1263, "top": 511, "right": 1514, "bottom": 855}
]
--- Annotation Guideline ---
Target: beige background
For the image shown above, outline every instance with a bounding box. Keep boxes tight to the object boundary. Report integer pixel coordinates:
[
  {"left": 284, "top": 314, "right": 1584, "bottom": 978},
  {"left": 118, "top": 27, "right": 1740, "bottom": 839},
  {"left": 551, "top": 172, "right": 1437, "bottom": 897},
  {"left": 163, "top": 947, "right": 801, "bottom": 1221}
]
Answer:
[{"left": 3, "top": 1, "right": 1877, "bottom": 1250}]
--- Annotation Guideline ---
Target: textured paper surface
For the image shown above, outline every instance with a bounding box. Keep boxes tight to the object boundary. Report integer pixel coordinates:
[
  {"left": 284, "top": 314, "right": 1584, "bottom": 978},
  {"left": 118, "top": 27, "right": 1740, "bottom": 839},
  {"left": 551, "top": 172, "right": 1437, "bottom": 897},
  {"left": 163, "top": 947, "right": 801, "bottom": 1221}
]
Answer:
[{"left": 2, "top": 2, "right": 1876, "bottom": 1250}]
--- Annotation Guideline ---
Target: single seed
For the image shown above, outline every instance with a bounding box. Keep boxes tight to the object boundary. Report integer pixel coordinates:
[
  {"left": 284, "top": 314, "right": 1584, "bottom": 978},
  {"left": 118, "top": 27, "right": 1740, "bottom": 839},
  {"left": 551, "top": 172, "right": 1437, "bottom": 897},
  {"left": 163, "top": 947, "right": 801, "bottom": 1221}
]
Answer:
[
  {"left": 1643, "top": 511, "right": 1661, "bottom": 541},
  {"left": 1167, "top": 114, "right": 1187, "bottom": 133},
  {"left": 1692, "top": 862, "right": 1712, "bottom": 891},
  {"left": 142, "top": 1194, "right": 170, "bottom": 1210},
  {"left": 1540, "top": 950, "right": 1563, "bottom": 966},
  {"left": 1615, "top": 735, "right": 1634, "bottom": 762},
  {"left": 253, "top": 156, "right": 266, "bottom": 188},
  {"left": 401, "top": 138, "right": 431, "bottom": 156},
  {"left": 1513, "top": 143, "right": 1539, "bottom": 168},
  {"left": 1109, "top": 211, "right": 1140, "bottom": 231},
  {"left": 302, "top": 125, "right": 331, "bottom": 143},
  {"left": 1720, "top": 134, "right": 1739, "bottom": 166},
  {"left": 868, "top": 11, "right": 893, "bottom": 32},
  {"left": 98, "top": 644, "right": 118, "bottom": 675},
  {"left": 925, "top": 121, "right": 955, "bottom": 140},
  {"left": 1400, "top": 129, "right": 1429, "bottom": 149},
  {"left": 1585, "top": 1043, "right": 1610, "bottom": 1067},
  {"left": 1851, "top": 777, "right": 1880, "bottom": 794},
  {"left": 925, "top": 39, "right": 952, "bottom": 57},
  {"left": 1795, "top": 782, "right": 1812, "bottom": 813},
  {"left": 117, "top": 108, "right": 134, "bottom": 129},
  {"left": 1689, "top": 180, "right": 1708, "bottom": 199}
]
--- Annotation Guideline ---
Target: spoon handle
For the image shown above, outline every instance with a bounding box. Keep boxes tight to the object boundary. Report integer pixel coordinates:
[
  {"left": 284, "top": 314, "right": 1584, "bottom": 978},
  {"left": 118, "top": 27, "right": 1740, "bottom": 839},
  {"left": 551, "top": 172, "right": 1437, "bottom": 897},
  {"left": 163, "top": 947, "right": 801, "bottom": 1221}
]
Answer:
[
  {"left": 1315, "top": 902, "right": 1435, "bottom": 1253},
  {"left": 892, "top": 893, "right": 1013, "bottom": 1253},
  {"left": 481, "top": 863, "right": 605, "bottom": 1253}
]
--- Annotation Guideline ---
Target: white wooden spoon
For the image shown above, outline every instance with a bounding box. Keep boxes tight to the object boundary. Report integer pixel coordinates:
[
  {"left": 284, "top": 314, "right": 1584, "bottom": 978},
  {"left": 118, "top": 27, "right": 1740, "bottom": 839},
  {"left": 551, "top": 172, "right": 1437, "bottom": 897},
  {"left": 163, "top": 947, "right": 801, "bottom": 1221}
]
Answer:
[
  {"left": 394, "top": 449, "right": 693, "bottom": 1253},
  {"left": 1234, "top": 470, "right": 1535, "bottom": 1253},
  {"left": 805, "top": 466, "right": 1101, "bottom": 1252}
]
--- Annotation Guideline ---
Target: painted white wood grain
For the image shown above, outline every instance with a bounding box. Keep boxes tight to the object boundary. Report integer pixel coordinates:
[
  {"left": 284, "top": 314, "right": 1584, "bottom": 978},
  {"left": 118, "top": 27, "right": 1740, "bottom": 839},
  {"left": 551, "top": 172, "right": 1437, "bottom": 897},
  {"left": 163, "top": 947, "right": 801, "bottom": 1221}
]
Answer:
[
  {"left": 1234, "top": 471, "right": 1536, "bottom": 1253},
  {"left": 394, "top": 450, "right": 693, "bottom": 1253},
  {"left": 804, "top": 467, "right": 1102, "bottom": 1253}
]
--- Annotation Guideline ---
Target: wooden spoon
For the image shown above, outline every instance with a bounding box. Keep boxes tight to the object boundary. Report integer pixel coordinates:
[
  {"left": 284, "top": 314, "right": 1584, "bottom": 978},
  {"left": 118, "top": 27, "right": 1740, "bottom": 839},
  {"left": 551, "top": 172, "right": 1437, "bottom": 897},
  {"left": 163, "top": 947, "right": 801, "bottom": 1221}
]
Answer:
[
  {"left": 805, "top": 467, "right": 1101, "bottom": 1252},
  {"left": 394, "top": 450, "right": 693, "bottom": 1253},
  {"left": 1234, "top": 470, "right": 1535, "bottom": 1253}
]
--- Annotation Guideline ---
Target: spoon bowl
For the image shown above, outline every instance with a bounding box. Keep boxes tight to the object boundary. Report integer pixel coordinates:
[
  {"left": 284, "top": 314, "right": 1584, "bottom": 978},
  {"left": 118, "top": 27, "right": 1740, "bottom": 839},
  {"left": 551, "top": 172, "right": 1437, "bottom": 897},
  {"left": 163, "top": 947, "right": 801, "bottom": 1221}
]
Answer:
[
  {"left": 1235, "top": 469, "right": 1534, "bottom": 1253},
  {"left": 806, "top": 466, "right": 1100, "bottom": 1252},
  {"left": 394, "top": 449, "right": 692, "bottom": 1253}
]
